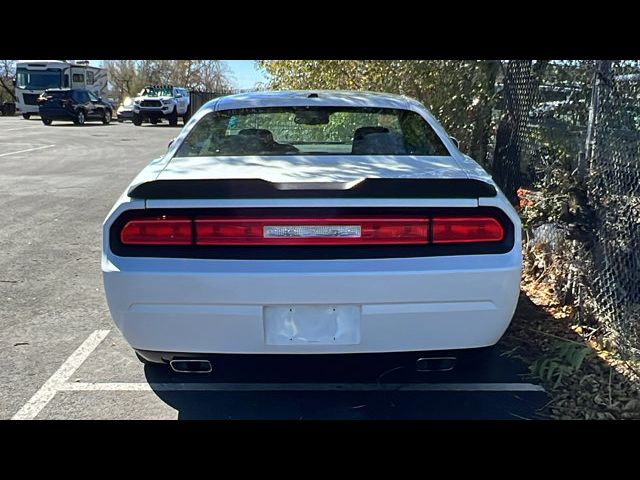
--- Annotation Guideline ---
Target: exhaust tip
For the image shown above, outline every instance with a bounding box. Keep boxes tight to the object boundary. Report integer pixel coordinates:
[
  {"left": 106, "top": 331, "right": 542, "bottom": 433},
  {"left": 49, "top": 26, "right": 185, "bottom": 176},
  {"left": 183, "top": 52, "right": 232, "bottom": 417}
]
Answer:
[
  {"left": 416, "top": 357, "right": 456, "bottom": 372},
  {"left": 169, "top": 359, "right": 212, "bottom": 374}
]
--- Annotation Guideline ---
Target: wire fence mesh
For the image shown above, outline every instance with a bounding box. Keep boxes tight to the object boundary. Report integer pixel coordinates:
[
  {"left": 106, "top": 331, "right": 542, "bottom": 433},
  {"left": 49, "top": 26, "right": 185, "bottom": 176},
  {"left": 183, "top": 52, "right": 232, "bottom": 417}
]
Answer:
[{"left": 490, "top": 60, "right": 640, "bottom": 363}]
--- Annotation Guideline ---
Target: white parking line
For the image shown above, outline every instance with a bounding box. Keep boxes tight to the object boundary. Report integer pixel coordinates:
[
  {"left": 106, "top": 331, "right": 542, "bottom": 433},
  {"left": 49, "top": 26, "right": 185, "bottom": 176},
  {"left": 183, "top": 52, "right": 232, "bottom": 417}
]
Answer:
[
  {"left": 12, "top": 330, "right": 110, "bottom": 420},
  {"left": 2, "top": 126, "right": 39, "bottom": 132},
  {"left": 0, "top": 144, "right": 54, "bottom": 157},
  {"left": 12, "top": 329, "right": 545, "bottom": 420},
  {"left": 61, "top": 382, "right": 545, "bottom": 392}
]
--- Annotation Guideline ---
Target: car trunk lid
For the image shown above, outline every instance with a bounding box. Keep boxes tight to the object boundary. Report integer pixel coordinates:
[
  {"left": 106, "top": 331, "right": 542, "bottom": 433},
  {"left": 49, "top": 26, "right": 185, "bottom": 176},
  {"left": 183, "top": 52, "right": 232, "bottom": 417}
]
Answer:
[{"left": 129, "top": 155, "right": 497, "bottom": 200}]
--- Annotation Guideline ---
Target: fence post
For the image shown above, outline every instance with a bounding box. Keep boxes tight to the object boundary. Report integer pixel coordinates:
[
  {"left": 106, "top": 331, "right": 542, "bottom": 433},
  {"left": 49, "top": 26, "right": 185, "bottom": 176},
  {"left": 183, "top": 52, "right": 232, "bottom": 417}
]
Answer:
[{"left": 583, "top": 60, "right": 613, "bottom": 180}]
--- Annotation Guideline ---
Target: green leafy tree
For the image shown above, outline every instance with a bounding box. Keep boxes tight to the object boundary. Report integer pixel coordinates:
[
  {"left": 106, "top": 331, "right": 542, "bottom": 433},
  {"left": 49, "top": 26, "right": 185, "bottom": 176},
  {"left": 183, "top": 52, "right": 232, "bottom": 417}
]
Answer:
[{"left": 257, "top": 60, "right": 501, "bottom": 167}]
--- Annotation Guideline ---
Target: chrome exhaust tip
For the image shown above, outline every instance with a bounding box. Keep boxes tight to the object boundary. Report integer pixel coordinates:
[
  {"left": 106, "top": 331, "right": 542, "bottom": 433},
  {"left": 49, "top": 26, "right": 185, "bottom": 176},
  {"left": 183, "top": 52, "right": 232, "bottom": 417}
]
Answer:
[
  {"left": 415, "top": 357, "right": 456, "bottom": 372},
  {"left": 169, "top": 359, "right": 213, "bottom": 373}
]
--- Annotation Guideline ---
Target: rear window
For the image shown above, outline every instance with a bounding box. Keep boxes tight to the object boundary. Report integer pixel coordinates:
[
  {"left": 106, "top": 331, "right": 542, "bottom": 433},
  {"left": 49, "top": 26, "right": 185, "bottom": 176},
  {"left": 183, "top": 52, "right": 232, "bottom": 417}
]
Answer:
[
  {"left": 175, "top": 107, "right": 450, "bottom": 157},
  {"left": 72, "top": 90, "right": 90, "bottom": 102},
  {"left": 141, "top": 87, "right": 173, "bottom": 97}
]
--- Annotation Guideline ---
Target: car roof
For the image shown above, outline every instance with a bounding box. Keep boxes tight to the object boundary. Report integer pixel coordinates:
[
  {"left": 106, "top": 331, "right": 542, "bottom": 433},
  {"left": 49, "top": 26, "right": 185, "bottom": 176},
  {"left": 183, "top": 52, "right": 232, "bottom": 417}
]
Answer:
[
  {"left": 143, "top": 85, "right": 183, "bottom": 89},
  {"left": 45, "top": 88, "right": 88, "bottom": 92},
  {"left": 210, "top": 90, "right": 416, "bottom": 111}
]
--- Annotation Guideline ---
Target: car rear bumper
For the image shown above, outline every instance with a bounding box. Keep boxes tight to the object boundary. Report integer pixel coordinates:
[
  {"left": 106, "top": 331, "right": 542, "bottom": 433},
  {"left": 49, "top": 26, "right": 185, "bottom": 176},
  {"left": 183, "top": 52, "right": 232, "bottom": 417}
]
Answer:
[{"left": 102, "top": 252, "right": 521, "bottom": 354}]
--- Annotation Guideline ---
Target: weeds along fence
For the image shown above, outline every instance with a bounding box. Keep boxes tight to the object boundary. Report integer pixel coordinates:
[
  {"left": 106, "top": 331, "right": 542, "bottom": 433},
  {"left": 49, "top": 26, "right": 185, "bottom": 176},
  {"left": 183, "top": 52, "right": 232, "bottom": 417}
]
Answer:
[
  {"left": 485, "top": 60, "right": 640, "bottom": 364},
  {"left": 188, "top": 88, "right": 257, "bottom": 116}
]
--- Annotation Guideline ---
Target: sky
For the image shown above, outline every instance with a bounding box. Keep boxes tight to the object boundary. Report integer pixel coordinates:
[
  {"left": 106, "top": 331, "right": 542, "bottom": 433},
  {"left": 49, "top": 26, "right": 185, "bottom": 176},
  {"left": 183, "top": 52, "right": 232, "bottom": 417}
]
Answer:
[
  {"left": 88, "top": 60, "right": 268, "bottom": 90},
  {"left": 225, "top": 60, "right": 268, "bottom": 89}
]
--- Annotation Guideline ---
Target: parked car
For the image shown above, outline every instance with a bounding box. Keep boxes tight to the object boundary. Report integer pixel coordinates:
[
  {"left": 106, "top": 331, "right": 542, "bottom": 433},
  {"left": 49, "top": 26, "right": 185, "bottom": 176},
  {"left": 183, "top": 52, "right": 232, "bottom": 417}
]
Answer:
[
  {"left": 117, "top": 96, "right": 135, "bottom": 122},
  {"left": 38, "top": 88, "right": 113, "bottom": 125},
  {"left": 132, "top": 85, "right": 190, "bottom": 126},
  {"left": 102, "top": 90, "right": 521, "bottom": 373}
]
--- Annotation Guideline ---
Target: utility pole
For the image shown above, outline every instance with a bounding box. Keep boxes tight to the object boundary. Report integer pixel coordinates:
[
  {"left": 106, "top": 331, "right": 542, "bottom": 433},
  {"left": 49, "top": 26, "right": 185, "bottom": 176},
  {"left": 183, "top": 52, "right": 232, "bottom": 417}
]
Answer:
[{"left": 582, "top": 60, "right": 613, "bottom": 181}]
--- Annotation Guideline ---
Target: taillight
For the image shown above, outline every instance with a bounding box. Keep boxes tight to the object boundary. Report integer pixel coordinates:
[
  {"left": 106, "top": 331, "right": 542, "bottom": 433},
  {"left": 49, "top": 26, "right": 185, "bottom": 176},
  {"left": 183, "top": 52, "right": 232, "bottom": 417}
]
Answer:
[
  {"left": 432, "top": 217, "right": 504, "bottom": 243},
  {"left": 120, "top": 216, "right": 192, "bottom": 245},
  {"left": 117, "top": 214, "right": 506, "bottom": 247},
  {"left": 195, "top": 218, "right": 429, "bottom": 245}
]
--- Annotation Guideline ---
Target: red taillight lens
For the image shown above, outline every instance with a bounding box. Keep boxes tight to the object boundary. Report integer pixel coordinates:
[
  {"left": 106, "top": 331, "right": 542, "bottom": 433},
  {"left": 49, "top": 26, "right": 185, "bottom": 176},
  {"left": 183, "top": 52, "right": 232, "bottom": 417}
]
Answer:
[
  {"left": 120, "top": 216, "right": 192, "bottom": 245},
  {"left": 118, "top": 214, "right": 505, "bottom": 247},
  {"left": 195, "top": 219, "right": 263, "bottom": 245},
  {"left": 195, "top": 218, "right": 429, "bottom": 245},
  {"left": 431, "top": 217, "right": 504, "bottom": 243}
]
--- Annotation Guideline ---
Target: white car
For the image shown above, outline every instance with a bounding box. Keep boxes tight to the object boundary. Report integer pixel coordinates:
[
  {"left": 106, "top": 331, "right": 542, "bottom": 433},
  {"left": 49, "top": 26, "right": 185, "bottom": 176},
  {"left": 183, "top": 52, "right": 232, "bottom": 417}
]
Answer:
[
  {"left": 132, "top": 85, "right": 190, "bottom": 126},
  {"left": 102, "top": 90, "right": 521, "bottom": 373}
]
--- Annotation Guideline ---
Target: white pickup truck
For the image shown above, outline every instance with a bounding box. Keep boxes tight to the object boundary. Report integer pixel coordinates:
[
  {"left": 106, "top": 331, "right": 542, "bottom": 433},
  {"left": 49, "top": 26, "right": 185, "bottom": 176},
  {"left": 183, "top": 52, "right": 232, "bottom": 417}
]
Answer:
[{"left": 132, "top": 85, "right": 190, "bottom": 126}]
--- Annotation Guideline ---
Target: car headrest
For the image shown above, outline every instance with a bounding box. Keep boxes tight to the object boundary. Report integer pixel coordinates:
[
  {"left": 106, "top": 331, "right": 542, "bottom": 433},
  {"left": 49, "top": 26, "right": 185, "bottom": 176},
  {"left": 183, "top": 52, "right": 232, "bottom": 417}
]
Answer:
[
  {"left": 351, "top": 131, "right": 408, "bottom": 155},
  {"left": 217, "top": 135, "right": 267, "bottom": 155},
  {"left": 352, "top": 126, "right": 390, "bottom": 142},
  {"left": 238, "top": 128, "right": 274, "bottom": 144}
]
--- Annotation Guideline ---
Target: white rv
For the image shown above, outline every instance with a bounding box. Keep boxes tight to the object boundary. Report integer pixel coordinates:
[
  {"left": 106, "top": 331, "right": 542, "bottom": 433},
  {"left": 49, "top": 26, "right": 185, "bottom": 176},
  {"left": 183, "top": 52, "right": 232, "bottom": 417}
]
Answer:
[{"left": 15, "top": 60, "right": 108, "bottom": 119}]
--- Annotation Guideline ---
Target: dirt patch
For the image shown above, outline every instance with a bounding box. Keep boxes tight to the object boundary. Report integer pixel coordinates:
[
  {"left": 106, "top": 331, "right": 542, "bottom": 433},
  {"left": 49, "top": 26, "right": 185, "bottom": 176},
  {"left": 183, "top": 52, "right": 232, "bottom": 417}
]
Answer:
[{"left": 501, "top": 279, "right": 640, "bottom": 419}]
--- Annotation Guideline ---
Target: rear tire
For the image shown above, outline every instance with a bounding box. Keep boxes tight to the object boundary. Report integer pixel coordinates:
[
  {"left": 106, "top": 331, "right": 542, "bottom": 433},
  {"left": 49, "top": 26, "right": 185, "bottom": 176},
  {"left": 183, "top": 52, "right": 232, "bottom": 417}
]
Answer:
[
  {"left": 22, "top": 113, "right": 31, "bottom": 120},
  {"left": 132, "top": 113, "right": 142, "bottom": 126},
  {"left": 41, "top": 118, "right": 52, "bottom": 125},
  {"left": 73, "top": 110, "right": 86, "bottom": 125},
  {"left": 182, "top": 105, "right": 191, "bottom": 124},
  {"left": 102, "top": 109, "right": 112, "bottom": 124}
]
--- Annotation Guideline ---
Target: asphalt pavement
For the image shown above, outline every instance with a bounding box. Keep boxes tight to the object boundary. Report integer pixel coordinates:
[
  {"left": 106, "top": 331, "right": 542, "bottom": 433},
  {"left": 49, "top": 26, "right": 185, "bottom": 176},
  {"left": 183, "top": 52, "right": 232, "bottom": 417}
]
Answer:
[{"left": 0, "top": 115, "right": 549, "bottom": 420}]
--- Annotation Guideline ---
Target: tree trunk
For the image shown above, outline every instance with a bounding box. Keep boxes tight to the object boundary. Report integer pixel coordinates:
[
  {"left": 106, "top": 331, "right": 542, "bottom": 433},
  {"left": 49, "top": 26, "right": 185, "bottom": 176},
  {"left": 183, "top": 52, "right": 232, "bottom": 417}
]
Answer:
[
  {"left": 491, "top": 60, "right": 548, "bottom": 204},
  {"left": 469, "top": 60, "right": 500, "bottom": 168},
  {"left": 0, "top": 77, "right": 16, "bottom": 101}
]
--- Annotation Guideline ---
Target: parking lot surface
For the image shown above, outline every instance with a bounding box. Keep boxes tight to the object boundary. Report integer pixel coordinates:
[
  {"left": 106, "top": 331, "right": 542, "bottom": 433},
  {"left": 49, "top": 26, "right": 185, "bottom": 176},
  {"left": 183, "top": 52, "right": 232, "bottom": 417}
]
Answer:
[{"left": 0, "top": 116, "right": 548, "bottom": 419}]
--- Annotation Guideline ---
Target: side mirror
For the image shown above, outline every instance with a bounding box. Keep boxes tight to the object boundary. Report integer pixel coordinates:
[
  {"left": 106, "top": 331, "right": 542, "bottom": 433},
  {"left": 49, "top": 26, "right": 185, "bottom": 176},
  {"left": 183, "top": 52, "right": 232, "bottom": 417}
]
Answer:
[{"left": 450, "top": 136, "right": 460, "bottom": 149}]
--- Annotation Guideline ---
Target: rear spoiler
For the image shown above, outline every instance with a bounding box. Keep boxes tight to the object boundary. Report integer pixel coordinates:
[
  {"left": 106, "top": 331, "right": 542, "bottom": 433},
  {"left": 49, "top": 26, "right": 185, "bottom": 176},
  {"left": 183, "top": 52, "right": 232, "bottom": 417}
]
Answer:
[{"left": 128, "top": 178, "right": 497, "bottom": 200}]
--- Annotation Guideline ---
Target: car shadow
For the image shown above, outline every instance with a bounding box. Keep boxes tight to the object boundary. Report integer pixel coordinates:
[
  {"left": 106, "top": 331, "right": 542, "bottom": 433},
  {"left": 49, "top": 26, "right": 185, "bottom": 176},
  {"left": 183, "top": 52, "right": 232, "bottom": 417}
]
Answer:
[
  {"left": 137, "top": 124, "right": 185, "bottom": 128},
  {"left": 144, "top": 330, "right": 550, "bottom": 420},
  {"left": 48, "top": 123, "right": 111, "bottom": 127}
]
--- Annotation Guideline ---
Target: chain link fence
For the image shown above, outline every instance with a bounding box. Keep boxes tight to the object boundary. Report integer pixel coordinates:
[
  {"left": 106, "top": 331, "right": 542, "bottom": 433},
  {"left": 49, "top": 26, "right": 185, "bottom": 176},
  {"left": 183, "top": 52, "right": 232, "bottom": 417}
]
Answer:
[
  {"left": 487, "top": 60, "right": 640, "bottom": 364},
  {"left": 189, "top": 88, "right": 260, "bottom": 116}
]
